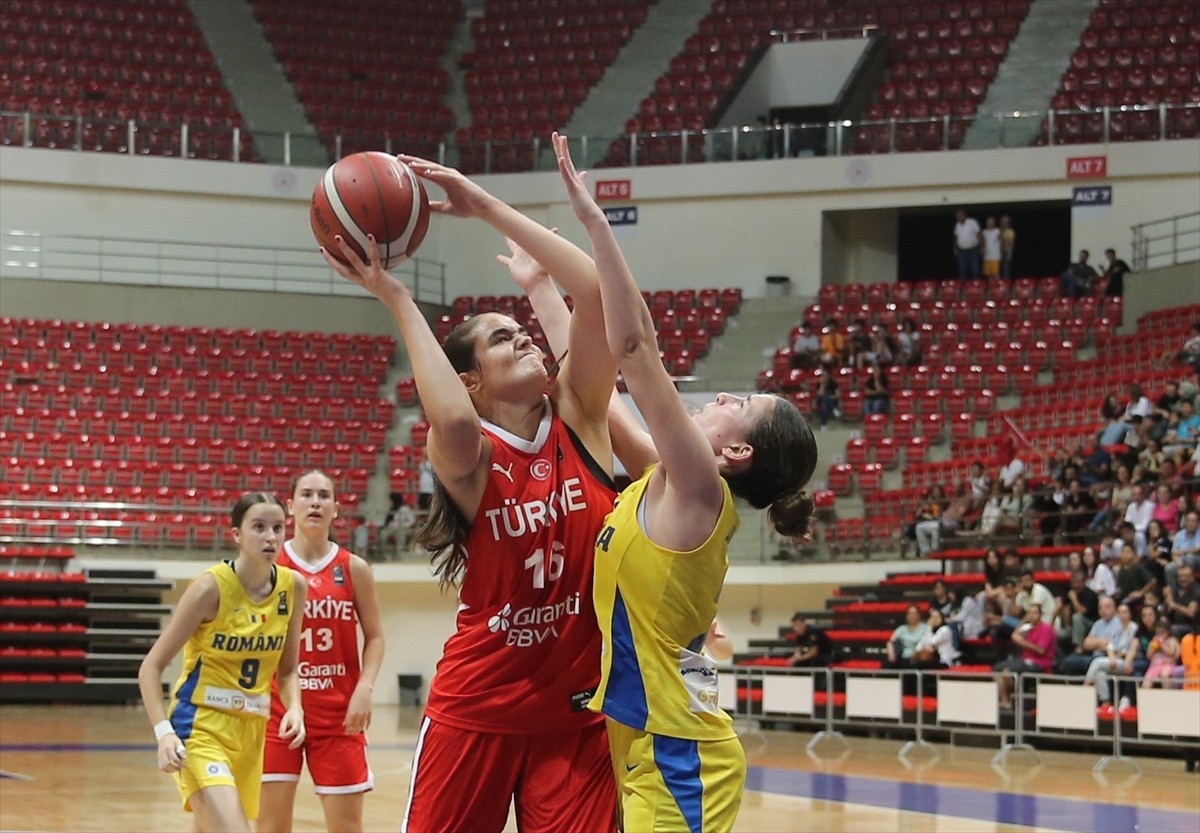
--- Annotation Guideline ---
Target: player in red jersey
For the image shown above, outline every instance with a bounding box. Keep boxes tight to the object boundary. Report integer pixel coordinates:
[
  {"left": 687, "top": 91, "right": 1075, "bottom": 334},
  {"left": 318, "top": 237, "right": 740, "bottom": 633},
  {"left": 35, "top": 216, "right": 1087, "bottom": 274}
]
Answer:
[
  {"left": 258, "top": 470, "right": 385, "bottom": 833},
  {"left": 322, "top": 157, "right": 619, "bottom": 833}
]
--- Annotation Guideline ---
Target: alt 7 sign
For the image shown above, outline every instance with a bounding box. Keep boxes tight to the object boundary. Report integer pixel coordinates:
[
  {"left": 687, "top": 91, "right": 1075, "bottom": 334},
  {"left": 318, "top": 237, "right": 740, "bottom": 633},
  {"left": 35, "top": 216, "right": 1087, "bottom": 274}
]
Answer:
[{"left": 1066, "top": 155, "right": 1107, "bottom": 179}]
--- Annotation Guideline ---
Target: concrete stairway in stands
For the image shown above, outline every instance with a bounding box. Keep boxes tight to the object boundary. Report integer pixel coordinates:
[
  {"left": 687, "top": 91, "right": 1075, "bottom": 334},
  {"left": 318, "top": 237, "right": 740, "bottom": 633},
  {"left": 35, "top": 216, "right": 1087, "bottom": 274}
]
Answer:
[
  {"left": 186, "top": 0, "right": 326, "bottom": 167},
  {"left": 962, "top": 0, "right": 1099, "bottom": 150},
  {"left": 566, "top": 0, "right": 712, "bottom": 168}
]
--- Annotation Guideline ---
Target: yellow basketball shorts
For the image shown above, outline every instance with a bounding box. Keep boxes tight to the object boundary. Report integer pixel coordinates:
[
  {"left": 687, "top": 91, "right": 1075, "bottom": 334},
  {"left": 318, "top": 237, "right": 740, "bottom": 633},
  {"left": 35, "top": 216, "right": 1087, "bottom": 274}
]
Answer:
[
  {"left": 170, "top": 704, "right": 267, "bottom": 820},
  {"left": 605, "top": 718, "right": 746, "bottom": 833}
]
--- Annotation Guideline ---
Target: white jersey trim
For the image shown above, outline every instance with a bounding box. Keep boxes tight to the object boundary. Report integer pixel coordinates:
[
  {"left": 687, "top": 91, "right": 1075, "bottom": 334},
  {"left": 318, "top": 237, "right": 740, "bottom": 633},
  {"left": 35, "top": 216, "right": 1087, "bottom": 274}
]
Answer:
[
  {"left": 479, "top": 395, "right": 553, "bottom": 454},
  {"left": 283, "top": 540, "right": 340, "bottom": 575},
  {"left": 401, "top": 716, "right": 433, "bottom": 833}
]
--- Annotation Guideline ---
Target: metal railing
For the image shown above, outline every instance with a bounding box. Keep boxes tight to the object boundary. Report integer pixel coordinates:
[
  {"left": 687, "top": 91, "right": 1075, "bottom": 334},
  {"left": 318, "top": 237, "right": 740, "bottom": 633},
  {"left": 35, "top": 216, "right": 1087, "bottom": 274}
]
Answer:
[
  {"left": 1131, "top": 212, "right": 1200, "bottom": 271},
  {"left": 0, "top": 229, "right": 446, "bottom": 304},
  {"left": 3, "top": 102, "right": 1196, "bottom": 171}
]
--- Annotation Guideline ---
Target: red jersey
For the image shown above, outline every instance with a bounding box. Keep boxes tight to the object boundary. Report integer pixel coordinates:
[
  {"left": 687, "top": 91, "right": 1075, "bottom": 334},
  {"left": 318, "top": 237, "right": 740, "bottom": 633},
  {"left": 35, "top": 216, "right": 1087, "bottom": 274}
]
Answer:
[
  {"left": 425, "top": 403, "right": 616, "bottom": 735},
  {"left": 268, "top": 541, "right": 362, "bottom": 736}
]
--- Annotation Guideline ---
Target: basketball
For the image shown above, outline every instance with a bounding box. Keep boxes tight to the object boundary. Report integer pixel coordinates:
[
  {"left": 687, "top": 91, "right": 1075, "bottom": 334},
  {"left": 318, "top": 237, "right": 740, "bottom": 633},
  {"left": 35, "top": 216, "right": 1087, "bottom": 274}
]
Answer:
[{"left": 311, "top": 152, "right": 431, "bottom": 270}]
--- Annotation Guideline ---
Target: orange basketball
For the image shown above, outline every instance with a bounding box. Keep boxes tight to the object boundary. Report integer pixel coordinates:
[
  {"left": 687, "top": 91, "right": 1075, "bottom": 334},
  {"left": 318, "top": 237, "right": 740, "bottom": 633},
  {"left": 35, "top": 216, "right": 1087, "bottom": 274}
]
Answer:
[{"left": 311, "top": 152, "right": 430, "bottom": 270}]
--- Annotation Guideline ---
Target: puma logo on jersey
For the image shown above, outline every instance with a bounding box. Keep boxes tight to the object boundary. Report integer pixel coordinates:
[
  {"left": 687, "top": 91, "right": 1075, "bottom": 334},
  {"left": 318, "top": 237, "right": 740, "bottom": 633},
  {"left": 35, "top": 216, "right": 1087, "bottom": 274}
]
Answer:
[{"left": 492, "top": 462, "right": 515, "bottom": 483}]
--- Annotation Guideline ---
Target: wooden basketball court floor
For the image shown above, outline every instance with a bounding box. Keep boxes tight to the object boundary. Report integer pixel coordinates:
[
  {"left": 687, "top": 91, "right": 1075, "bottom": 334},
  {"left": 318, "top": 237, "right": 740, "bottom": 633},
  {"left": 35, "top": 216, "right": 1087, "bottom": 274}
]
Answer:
[{"left": 1, "top": 705, "right": 1196, "bottom": 832}]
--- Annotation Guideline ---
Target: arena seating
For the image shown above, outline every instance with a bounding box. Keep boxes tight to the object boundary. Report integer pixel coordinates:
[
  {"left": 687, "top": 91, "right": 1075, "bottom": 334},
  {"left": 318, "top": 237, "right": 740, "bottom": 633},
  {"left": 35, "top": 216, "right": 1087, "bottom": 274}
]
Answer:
[
  {"left": 1039, "top": 0, "right": 1200, "bottom": 144},
  {"left": 250, "top": 0, "right": 461, "bottom": 161},
  {"left": 456, "top": 0, "right": 653, "bottom": 173},
  {"left": 0, "top": 0, "right": 255, "bottom": 160},
  {"left": 0, "top": 317, "right": 397, "bottom": 548}
]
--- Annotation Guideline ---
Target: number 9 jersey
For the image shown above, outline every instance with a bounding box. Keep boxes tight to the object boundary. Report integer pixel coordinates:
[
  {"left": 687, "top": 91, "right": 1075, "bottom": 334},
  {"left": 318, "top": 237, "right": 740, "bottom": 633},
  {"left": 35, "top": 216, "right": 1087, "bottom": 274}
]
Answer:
[{"left": 169, "top": 561, "right": 297, "bottom": 727}]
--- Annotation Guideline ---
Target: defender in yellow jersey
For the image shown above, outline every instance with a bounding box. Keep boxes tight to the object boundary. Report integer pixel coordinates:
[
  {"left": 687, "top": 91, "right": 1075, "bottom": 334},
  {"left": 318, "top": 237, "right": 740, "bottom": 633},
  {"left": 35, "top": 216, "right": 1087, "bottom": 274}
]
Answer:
[
  {"left": 139, "top": 493, "right": 308, "bottom": 833},
  {"left": 547, "top": 134, "right": 819, "bottom": 832}
]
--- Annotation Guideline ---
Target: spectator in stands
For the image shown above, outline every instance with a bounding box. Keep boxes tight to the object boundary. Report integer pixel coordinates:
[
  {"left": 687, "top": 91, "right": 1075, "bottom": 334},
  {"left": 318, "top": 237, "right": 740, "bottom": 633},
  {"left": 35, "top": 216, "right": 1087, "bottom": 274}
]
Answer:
[
  {"left": 1123, "top": 383, "right": 1155, "bottom": 422},
  {"left": 819, "top": 319, "right": 846, "bottom": 367},
  {"left": 1164, "top": 564, "right": 1200, "bottom": 638},
  {"left": 952, "top": 209, "right": 982, "bottom": 280},
  {"left": 929, "top": 580, "right": 959, "bottom": 618},
  {"left": 997, "top": 439, "right": 1027, "bottom": 491},
  {"left": 1013, "top": 569, "right": 1056, "bottom": 627},
  {"left": 985, "top": 578, "right": 1021, "bottom": 661},
  {"left": 1059, "top": 249, "right": 1099, "bottom": 299},
  {"left": 912, "top": 609, "right": 960, "bottom": 670},
  {"left": 1083, "top": 545, "right": 1118, "bottom": 598},
  {"left": 1169, "top": 511, "right": 1200, "bottom": 591},
  {"left": 1062, "top": 479, "right": 1097, "bottom": 541},
  {"left": 1123, "top": 485, "right": 1155, "bottom": 547},
  {"left": 847, "top": 319, "right": 871, "bottom": 369},
  {"left": 786, "top": 614, "right": 830, "bottom": 668},
  {"left": 1056, "top": 570, "right": 1100, "bottom": 654},
  {"left": 864, "top": 327, "right": 894, "bottom": 368},
  {"left": 1091, "top": 463, "right": 1133, "bottom": 530},
  {"left": 982, "top": 547, "right": 1006, "bottom": 601},
  {"left": 995, "top": 478, "right": 1032, "bottom": 536},
  {"left": 352, "top": 515, "right": 371, "bottom": 557},
  {"left": 885, "top": 605, "right": 929, "bottom": 669},
  {"left": 896, "top": 318, "right": 922, "bottom": 367},
  {"left": 814, "top": 372, "right": 839, "bottom": 431},
  {"left": 1033, "top": 476, "right": 1069, "bottom": 544},
  {"left": 994, "top": 602, "right": 1056, "bottom": 709},
  {"left": 999, "top": 215, "right": 1016, "bottom": 279},
  {"left": 1100, "top": 248, "right": 1131, "bottom": 298},
  {"left": 912, "top": 485, "right": 946, "bottom": 557},
  {"left": 1061, "top": 595, "right": 1121, "bottom": 675},
  {"left": 968, "top": 461, "right": 992, "bottom": 506},
  {"left": 384, "top": 498, "right": 418, "bottom": 555},
  {"left": 1114, "top": 543, "right": 1157, "bottom": 608},
  {"left": 415, "top": 457, "right": 434, "bottom": 512},
  {"left": 1163, "top": 399, "right": 1200, "bottom": 454},
  {"left": 1146, "top": 518, "right": 1174, "bottom": 587},
  {"left": 981, "top": 216, "right": 1002, "bottom": 280},
  {"left": 862, "top": 362, "right": 890, "bottom": 416},
  {"left": 939, "top": 482, "right": 977, "bottom": 542},
  {"left": 1083, "top": 602, "right": 1139, "bottom": 707},
  {"left": 1142, "top": 618, "right": 1181, "bottom": 689},
  {"left": 790, "top": 322, "right": 820, "bottom": 369},
  {"left": 952, "top": 591, "right": 987, "bottom": 640},
  {"left": 1163, "top": 323, "right": 1200, "bottom": 372}
]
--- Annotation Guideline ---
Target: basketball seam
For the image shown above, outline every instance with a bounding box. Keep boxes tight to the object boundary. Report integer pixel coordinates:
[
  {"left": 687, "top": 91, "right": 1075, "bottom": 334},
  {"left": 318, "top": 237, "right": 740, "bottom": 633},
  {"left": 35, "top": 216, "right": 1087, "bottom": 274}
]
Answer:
[
  {"left": 323, "top": 165, "right": 371, "bottom": 258},
  {"left": 363, "top": 154, "right": 395, "bottom": 265},
  {"left": 392, "top": 160, "right": 424, "bottom": 258}
]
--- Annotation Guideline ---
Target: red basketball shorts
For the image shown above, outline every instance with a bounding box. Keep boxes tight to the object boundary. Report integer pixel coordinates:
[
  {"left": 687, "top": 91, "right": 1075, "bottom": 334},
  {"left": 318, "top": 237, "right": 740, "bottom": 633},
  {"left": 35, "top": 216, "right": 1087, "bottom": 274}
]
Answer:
[
  {"left": 262, "top": 730, "right": 373, "bottom": 795},
  {"left": 401, "top": 716, "right": 616, "bottom": 833}
]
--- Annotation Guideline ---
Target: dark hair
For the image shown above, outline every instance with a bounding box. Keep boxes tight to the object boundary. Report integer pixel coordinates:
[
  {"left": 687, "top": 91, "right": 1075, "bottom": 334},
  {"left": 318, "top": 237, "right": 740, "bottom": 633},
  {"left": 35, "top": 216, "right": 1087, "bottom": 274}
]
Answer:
[
  {"left": 412, "top": 316, "right": 484, "bottom": 589},
  {"left": 231, "top": 491, "right": 286, "bottom": 528},
  {"left": 723, "top": 395, "right": 818, "bottom": 538},
  {"left": 1020, "top": 568, "right": 1034, "bottom": 579}
]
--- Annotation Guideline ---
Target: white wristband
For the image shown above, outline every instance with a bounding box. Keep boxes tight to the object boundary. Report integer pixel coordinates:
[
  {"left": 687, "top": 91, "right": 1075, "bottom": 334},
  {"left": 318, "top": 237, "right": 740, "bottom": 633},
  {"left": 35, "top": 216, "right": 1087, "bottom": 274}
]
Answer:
[{"left": 154, "top": 720, "right": 176, "bottom": 741}]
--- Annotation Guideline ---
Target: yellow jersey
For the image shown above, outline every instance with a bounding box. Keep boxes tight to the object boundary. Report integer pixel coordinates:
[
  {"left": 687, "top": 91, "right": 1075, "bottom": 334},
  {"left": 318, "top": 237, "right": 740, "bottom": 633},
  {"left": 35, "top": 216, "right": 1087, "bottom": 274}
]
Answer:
[
  {"left": 590, "top": 466, "right": 739, "bottom": 741},
  {"left": 169, "top": 561, "right": 296, "bottom": 737}
]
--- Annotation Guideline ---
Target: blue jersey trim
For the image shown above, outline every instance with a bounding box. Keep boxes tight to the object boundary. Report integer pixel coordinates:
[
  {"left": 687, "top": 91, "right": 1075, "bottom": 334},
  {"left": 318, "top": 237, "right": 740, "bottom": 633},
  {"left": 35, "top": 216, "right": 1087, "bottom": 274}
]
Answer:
[
  {"left": 603, "top": 589, "right": 649, "bottom": 730},
  {"left": 169, "top": 658, "right": 203, "bottom": 742},
  {"left": 653, "top": 734, "right": 704, "bottom": 833}
]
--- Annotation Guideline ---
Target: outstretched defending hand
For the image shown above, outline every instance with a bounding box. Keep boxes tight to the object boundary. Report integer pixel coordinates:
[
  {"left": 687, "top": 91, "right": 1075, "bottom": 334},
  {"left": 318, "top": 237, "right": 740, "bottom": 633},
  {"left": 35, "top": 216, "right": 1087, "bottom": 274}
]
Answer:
[
  {"left": 398, "top": 155, "right": 497, "bottom": 219},
  {"left": 551, "top": 133, "right": 607, "bottom": 227},
  {"left": 321, "top": 233, "right": 409, "bottom": 309},
  {"left": 497, "top": 232, "right": 554, "bottom": 294}
]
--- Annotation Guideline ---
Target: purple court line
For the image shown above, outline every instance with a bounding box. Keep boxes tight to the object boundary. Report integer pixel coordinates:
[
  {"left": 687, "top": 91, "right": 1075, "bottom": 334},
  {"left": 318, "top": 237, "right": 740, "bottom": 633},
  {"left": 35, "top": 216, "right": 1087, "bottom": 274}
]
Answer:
[{"left": 748, "top": 766, "right": 1200, "bottom": 833}]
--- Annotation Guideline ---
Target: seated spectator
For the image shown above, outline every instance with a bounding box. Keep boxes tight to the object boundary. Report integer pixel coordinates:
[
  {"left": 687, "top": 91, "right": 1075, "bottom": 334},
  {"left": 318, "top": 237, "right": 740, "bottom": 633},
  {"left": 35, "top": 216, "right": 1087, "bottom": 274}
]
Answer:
[
  {"left": 352, "top": 515, "right": 371, "bottom": 556},
  {"left": 1163, "top": 399, "right": 1200, "bottom": 455},
  {"left": 863, "top": 326, "right": 894, "bottom": 368},
  {"left": 1123, "top": 486, "right": 1155, "bottom": 549},
  {"left": 1123, "top": 383, "right": 1155, "bottom": 422},
  {"left": 383, "top": 498, "right": 418, "bottom": 554},
  {"left": 1151, "top": 484, "right": 1181, "bottom": 535},
  {"left": 1059, "top": 249, "right": 1099, "bottom": 299},
  {"left": 979, "top": 480, "right": 1006, "bottom": 537},
  {"left": 1002, "top": 547, "right": 1024, "bottom": 582},
  {"left": 951, "top": 591, "right": 987, "bottom": 639},
  {"left": 847, "top": 318, "right": 871, "bottom": 368},
  {"left": 1082, "top": 602, "right": 1139, "bottom": 706},
  {"left": 968, "top": 460, "right": 992, "bottom": 506},
  {"left": 1062, "top": 595, "right": 1122, "bottom": 675},
  {"left": 1083, "top": 545, "right": 1118, "bottom": 596},
  {"left": 1169, "top": 511, "right": 1200, "bottom": 591},
  {"left": 1055, "top": 570, "right": 1100, "bottom": 653},
  {"left": 1061, "top": 479, "right": 1097, "bottom": 541},
  {"left": 1100, "top": 248, "right": 1131, "bottom": 298},
  {"left": 862, "top": 362, "right": 890, "bottom": 416},
  {"left": 1091, "top": 464, "right": 1134, "bottom": 530},
  {"left": 819, "top": 319, "right": 847, "bottom": 367},
  {"left": 1154, "top": 381, "right": 1182, "bottom": 419},
  {"left": 912, "top": 485, "right": 947, "bottom": 556},
  {"left": 912, "top": 608, "right": 960, "bottom": 669},
  {"left": 1114, "top": 543, "right": 1157, "bottom": 608},
  {"left": 896, "top": 318, "right": 922, "bottom": 367},
  {"left": 997, "top": 439, "right": 1027, "bottom": 491},
  {"left": 1157, "top": 322, "right": 1200, "bottom": 371},
  {"left": 929, "top": 579, "right": 959, "bottom": 618},
  {"left": 1012, "top": 568, "right": 1057, "bottom": 628},
  {"left": 814, "top": 372, "right": 839, "bottom": 430},
  {"left": 1164, "top": 563, "right": 1200, "bottom": 638},
  {"left": 1033, "top": 476, "right": 1069, "bottom": 544},
  {"left": 994, "top": 602, "right": 1056, "bottom": 708},
  {"left": 985, "top": 578, "right": 1021, "bottom": 661},
  {"left": 885, "top": 605, "right": 929, "bottom": 669},
  {"left": 1144, "top": 517, "right": 1174, "bottom": 587},
  {"left": 790, "top": 323, "right": 821, "bottom": 369},
  {"left": 982, "top": 547, "right": 1006, "bottom": 603},
  {"left": 785, "top": 614, "right": 830, "bottom": 667},
  {"left": 995, "top": 479, "right": 1033, "bottom": 536}
]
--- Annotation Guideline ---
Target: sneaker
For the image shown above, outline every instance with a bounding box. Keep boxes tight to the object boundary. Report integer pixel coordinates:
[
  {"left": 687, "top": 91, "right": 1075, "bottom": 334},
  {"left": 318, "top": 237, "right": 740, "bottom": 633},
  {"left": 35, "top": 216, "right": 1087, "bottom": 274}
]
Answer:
[{"left": 1118, "top": 696, "right": 1132, "bottom": 711}]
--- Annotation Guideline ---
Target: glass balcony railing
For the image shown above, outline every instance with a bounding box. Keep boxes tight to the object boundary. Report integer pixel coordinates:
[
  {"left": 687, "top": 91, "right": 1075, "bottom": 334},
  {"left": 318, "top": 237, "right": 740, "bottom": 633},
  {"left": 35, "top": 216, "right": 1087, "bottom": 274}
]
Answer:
[{"left": 2, "top": 102, "right": 1197, "bottom": 173}]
